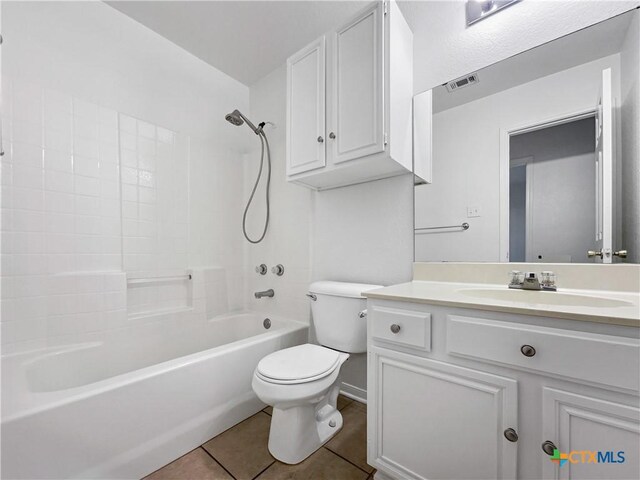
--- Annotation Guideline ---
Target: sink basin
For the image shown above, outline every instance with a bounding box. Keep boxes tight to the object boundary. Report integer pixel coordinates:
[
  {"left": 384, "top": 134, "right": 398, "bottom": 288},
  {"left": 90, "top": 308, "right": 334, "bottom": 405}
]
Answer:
[{"left": 458, "top": 288, "right": 634, "bottom": 308}]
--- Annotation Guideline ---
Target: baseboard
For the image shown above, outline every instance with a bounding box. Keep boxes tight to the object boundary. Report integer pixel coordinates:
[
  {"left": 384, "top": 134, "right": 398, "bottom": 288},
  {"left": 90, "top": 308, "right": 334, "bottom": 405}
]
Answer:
[{"left": 340, "top": 382, "right": 367, "bottom": 404}]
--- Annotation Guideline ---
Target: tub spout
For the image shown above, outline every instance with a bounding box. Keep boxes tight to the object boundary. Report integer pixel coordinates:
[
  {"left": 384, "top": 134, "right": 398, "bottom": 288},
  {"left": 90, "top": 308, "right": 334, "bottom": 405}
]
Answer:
[{"left": 255, "top": 289, "right": 274, "bottom": 299}]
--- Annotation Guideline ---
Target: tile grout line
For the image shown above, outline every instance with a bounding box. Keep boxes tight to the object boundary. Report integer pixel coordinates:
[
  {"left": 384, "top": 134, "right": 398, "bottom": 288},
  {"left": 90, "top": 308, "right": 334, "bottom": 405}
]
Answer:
[
  {"left": 251, "top": 460, "right": 276, "bottom": 480},
  {"left": 199, "top": 446, "right": 238, "bottom": 480},
  {"left": 142, "top": 447, "right": 203, "bottom": 479},
  {"left": 322, "top": 445, "right": 373, "bottom": 476}
]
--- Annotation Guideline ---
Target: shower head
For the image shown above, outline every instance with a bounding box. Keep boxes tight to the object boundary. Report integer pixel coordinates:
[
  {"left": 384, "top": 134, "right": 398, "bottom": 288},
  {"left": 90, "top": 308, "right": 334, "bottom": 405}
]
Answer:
[{"left": 225, "top": 109, "right": 263, "bottom": 135}]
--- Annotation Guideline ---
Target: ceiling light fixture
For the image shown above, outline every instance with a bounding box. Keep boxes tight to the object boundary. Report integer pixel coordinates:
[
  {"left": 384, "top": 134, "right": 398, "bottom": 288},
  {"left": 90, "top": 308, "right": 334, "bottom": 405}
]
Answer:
[{"left": 466, "top": 0, "right": 521, "bottom": 26}]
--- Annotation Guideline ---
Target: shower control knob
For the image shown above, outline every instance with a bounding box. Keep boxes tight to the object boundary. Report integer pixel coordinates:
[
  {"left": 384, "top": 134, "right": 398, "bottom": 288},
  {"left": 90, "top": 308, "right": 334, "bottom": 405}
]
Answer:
[
  {"left": 255, "top": 264, "right": 267, "bottom": 275},
  {"left": 317, "top": 136, "right": 324, "bottom": 143},
  {"left": 329, "top": 132, "right": 336, "bottom": 139},
  {"left": 271, "top": 264, "right": 285, "bottom": 276}
]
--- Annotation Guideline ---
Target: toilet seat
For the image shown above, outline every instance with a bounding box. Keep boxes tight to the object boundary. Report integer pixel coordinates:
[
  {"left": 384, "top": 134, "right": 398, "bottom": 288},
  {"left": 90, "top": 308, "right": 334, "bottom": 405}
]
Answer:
[{"left": 256, "top": 344, "right": 342, "bottom": 385}]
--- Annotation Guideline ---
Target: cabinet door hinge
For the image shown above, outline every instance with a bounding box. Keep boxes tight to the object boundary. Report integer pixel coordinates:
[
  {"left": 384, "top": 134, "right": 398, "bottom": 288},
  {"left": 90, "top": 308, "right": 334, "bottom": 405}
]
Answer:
[
  {"left": 383, "top": 2, "right": 388, "bottom": 15},
  {"left": 384, "top": 133, "right": 388, "bottom": 146}
]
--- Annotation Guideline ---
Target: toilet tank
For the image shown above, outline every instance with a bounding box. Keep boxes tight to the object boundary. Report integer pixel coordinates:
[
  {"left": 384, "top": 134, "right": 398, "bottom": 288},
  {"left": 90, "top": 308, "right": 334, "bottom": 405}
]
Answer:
[{"left": 309, "top": 281, "right": 382, "bottom": 353}]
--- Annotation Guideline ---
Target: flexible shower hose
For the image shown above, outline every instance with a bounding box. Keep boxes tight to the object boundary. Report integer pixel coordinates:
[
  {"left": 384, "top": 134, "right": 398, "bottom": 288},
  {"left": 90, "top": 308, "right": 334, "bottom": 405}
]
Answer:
[{"left": 242, "top": 131, "right": 271, "bottom": 244}]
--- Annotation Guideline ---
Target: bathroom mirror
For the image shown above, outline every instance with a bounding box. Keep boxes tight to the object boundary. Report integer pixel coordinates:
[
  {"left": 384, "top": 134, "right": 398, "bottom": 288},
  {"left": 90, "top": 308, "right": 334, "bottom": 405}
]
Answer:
[{"left": 414, "top": 9, "right": 639, "bottom": 264}]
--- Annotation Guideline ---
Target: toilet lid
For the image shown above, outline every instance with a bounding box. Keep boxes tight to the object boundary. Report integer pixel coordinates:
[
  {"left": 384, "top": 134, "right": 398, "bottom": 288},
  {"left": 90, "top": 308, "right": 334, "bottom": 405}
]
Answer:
[{"left": 256, "top": 344, "right": 342, "bottom": 383}]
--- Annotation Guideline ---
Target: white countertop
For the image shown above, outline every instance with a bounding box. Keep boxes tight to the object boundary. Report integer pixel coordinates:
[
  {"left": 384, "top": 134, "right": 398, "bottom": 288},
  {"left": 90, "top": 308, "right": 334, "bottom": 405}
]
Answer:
[{"left": 364, "top": 281, "right": 640, "bottom": 327}]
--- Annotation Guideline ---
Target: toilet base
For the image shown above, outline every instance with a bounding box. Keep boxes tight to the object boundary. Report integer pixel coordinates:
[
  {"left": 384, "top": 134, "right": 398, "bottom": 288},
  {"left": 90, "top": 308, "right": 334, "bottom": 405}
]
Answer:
[{"left": 267, "top": 385, "right": 343, "bottom": 464}]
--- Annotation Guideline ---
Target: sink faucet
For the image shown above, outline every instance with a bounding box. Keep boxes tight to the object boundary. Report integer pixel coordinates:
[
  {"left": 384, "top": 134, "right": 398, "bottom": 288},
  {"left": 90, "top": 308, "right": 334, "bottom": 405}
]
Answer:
[
  {"left": 255, "top": 289, "right": 274, "bottom": 299},
  {"left": 509, "top": 271, "right": 557, "bottom": 291}
]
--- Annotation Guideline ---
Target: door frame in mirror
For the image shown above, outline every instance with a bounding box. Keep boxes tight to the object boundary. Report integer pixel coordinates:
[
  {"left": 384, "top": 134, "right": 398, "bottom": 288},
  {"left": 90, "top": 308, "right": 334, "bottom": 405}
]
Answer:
[{"left": 498, "top": 107, "right": 597, "bottom": 262}]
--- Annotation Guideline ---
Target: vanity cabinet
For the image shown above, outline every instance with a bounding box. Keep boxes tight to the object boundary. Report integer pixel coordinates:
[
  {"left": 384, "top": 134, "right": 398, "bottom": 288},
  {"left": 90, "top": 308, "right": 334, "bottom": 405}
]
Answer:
[
  {"left": 369, "top": 347, "right": 518, "bottom": 479},
  {"left": 541, "top": 387, "right": 640, "bottom": 480},
  {"left": 286, "top": 1, "right": 413, "bottom": 190},
  {"left": 367, "top": 300, "right": 640, "bottom": 480}
]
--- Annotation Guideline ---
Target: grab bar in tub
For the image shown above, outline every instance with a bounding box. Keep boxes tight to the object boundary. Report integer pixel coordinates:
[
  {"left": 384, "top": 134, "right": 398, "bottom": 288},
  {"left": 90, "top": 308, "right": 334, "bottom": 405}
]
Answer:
[{"left": 127, "top": 274, "right": 192, "bottom": 285}]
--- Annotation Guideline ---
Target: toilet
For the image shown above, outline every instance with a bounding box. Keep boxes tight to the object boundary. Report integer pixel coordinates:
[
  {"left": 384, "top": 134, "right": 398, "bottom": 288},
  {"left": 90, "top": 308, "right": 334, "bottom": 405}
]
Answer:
[{"left": 251, "top": 281, "right": 382, "bottom": 464}]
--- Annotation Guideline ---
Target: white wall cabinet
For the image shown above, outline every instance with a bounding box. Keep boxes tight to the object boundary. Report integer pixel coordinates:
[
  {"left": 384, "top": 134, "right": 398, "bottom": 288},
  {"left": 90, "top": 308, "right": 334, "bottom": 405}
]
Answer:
[
  {"left": 286, "top": 1, "right": 414, "bottom": 190},
  {"left": 286, "top": 36, "right": 326, "bottom": 176},
  {"left": 367, "top": 299, "right": 640, "bottom": 480}
]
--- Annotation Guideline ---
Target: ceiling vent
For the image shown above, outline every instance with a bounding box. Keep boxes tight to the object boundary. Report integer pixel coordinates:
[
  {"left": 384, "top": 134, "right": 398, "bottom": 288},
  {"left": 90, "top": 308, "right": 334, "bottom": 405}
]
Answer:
[{"left": 445, "top": 73, "right": 479, "bottom": 92}]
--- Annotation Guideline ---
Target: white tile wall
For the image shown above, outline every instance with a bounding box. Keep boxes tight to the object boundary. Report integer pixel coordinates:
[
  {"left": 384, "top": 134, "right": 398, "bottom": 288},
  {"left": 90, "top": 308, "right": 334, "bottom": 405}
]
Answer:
[
  {"left": 1, "top": 1, "right": 250, "bottom": 349},
  {"left": 1, "top": 82, "right": 247, "bottom": 344}
]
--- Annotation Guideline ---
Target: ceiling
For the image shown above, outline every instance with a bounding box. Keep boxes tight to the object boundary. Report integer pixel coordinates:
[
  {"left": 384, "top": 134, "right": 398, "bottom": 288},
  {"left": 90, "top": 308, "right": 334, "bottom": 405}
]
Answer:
[
  {"left": 432, "top": 9, "right": 634, "bottom": 113},
  {"left": 106, "top": 1, "right": 365, "bottom": 86}
]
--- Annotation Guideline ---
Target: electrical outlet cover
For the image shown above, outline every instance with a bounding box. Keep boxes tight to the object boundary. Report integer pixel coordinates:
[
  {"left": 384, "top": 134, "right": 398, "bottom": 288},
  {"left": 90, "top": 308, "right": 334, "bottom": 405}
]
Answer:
[{"left": 467, "top": 206, "right": 481, "bottom": 217}]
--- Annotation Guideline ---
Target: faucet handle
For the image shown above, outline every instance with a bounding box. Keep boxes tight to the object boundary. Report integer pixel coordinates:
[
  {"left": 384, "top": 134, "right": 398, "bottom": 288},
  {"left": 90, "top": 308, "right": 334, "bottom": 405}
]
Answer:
[{"left": 540, "top": 271, "right": 557, "bottom": 289}]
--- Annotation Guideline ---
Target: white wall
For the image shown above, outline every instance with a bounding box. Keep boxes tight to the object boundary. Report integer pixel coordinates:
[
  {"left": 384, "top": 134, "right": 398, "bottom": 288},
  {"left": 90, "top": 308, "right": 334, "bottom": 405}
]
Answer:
[
  {"left": 245, "top": 65, "right": 314, "bottom": 322},
  {"left": 247, "top": 68, "right": 414, "bottom": 399},
  {"left": 415, "top": 55, "right": 620, "bottom": 262},
  {"left": 0, "top": 1, "right": 249, "bottom": 349},
  {"left": 620, "top": 10, "right": 640, "bottom": 263}
]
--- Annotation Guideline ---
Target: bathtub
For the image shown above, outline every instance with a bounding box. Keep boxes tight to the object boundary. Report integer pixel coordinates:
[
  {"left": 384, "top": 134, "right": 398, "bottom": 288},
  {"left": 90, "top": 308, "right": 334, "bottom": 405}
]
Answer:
[{"left": 1, "top": 312, "right": 308, "bottom": 479}]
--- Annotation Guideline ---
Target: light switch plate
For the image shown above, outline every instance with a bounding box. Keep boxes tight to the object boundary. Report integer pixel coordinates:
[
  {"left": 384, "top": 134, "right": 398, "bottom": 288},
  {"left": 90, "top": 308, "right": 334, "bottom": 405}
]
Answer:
[{"left": 467, "top": 206, "right": 481, "bottom": 217}]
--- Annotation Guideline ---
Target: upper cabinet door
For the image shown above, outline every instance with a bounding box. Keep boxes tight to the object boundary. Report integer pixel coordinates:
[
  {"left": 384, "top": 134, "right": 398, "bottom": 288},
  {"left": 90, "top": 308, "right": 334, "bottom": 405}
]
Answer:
[
  {"left": 331, "top": 2, "right": 385, "bottom": 164},
  {"left": 286, "top": 36, "right": 326, "bottom": 176}
]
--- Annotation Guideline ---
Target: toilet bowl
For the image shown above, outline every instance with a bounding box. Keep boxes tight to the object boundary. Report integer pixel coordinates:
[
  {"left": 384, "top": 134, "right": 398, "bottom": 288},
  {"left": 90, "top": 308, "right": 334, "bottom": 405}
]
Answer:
[
  {"left": 252, "top": 343, "right": 349, "bottom": 464},
  {"left": 251, "top": 281, "right": 382, "bottom": 464}
]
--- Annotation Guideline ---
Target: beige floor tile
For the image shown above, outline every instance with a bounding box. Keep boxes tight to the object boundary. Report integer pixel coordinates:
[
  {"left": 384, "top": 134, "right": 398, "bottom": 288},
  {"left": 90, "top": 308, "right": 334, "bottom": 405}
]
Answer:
[
  {"left": 203, "top": 412, "right": 274, "bottom": 479},
  {"left": 144, "top": 448, "right": 232, "bottom": 480},
  {"left": 256, "top": 448, "right": 369, "bottom": 480},
  {"left": 325, "top": 402, "right": 372, "bottom": 473},
  {"left": 337, "top": 395, "right": 353, "bottom": 411},
  {"left": 263, "top": 406, "right": 273, "bottom": 416},
  {"left": 349, "top": 400, "right": 367, "bottom": 413}
]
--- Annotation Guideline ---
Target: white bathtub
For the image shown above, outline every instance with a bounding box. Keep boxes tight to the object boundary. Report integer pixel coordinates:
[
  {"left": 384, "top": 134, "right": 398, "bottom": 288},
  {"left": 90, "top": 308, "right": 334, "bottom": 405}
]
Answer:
[{"left": 1, "top": 312, "right": 308, "bottom": 479}]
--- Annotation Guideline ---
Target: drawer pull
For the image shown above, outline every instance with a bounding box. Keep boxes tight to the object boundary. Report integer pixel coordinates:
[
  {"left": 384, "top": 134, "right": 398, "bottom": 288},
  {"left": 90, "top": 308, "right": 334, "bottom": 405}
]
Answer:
[
  {"left": 390, "top": 324, "right": 401, "bottom": 334},
  {"left": 520, "top": 344, "right": 536, "bottom": 357},
  {"left": 542, "top": 440, "right": 557, "bottom": 456},
  {"left": 503, "top": 428, "right": 518, "bottom": 443}
]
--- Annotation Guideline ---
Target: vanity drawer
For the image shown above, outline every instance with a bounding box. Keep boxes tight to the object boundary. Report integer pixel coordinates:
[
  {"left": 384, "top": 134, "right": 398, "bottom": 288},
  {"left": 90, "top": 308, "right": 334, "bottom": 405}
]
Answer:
[
  {"left": 370, "top": 306, "right": 431, "bottom": 351},
  {"left": 447, "top": 315, "right": 640, "bottom": 392}
]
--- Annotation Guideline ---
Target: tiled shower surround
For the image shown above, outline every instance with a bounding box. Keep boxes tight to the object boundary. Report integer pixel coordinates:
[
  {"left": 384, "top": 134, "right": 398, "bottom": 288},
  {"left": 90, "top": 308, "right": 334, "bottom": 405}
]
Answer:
[{"left": 0, "top": 79, "right": 246, "bottom": 350}]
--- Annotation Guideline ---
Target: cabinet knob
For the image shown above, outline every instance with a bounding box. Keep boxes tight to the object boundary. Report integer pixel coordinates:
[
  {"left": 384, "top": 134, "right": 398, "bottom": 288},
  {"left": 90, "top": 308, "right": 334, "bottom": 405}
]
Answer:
[
  {"left": 329, "top": 132, "right": 336, "bottom": 139},
  {"left": 541, "top": 440, "right": 557, "bottom": 456},
  {"left": 503, "top": 428, "right": 518, "bottom": 443},
  {"left": 317, "top": 136, "right": 324, "bottom": 143},
  {"left": 390, "top": 324, "right": 401, "bottom": 334},
  {"left": 520, "top": 344, "right": 536, "bottom": 357}
]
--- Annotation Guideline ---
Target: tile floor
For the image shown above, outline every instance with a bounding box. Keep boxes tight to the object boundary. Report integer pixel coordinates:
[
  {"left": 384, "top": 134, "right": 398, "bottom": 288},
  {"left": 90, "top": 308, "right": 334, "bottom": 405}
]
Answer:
[{"left": 144, "top": 395, "right": 375, "bottom": 480}]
